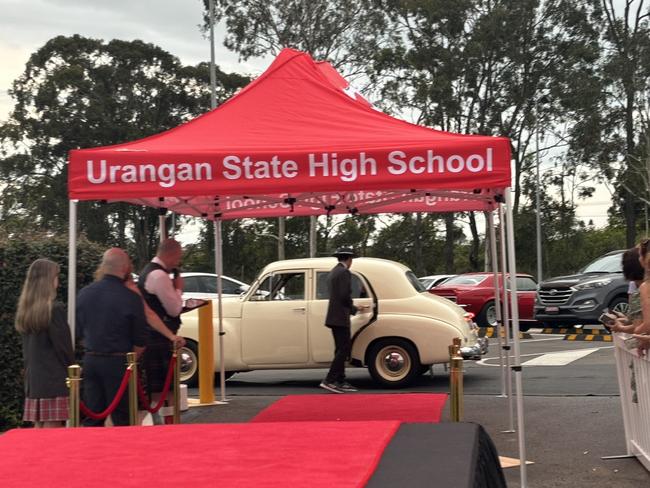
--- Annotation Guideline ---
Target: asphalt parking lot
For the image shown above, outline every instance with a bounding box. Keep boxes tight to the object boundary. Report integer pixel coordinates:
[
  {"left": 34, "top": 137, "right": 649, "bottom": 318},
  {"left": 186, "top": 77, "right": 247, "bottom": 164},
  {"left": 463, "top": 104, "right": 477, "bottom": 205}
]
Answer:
[{"left": 183, "top": 330, "right": 650, "bottom": 487}]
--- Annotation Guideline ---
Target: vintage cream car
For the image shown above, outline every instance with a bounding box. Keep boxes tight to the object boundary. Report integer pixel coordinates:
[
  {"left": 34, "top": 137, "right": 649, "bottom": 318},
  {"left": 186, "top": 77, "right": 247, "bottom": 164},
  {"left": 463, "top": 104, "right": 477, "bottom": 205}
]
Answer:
[{"left": 177, "top": 257, "right": 488, "bottom": 388}]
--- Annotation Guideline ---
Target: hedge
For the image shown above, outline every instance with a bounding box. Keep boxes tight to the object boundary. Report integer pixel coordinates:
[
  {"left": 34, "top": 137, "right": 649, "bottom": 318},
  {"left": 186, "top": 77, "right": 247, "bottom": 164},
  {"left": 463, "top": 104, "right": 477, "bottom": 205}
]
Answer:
[{"left": 0, "top": 233, "right": 104, "bottom": 431}]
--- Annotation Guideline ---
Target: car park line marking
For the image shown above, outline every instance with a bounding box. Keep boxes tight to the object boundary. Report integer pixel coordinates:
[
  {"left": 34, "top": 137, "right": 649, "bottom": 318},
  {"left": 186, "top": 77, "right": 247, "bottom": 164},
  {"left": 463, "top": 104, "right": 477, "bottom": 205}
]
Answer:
[{"left": 476, "top": 346, "right": 614, "bottom": 367}]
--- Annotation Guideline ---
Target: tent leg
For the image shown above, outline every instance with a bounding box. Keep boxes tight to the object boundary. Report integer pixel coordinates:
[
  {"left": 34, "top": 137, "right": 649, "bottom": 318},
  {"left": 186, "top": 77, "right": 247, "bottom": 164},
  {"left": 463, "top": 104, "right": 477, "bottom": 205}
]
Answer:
[
  {"left": 309, "top": 216, "right": 317, "bottom": 258},
  {"left": 505, "top": 190, "right": 528, "bottom": 488},
  {"left": 486, "top": 211, "right": 505, "bottom": 398},
  {"left": 214, "top": 218, "right": 228, "bottom": 403},
  {"left": 67, "top": 200, "right": 78, "bottom": 349},
  {"left": 499, "top": 204, "right": 515, "bottom": 432},
  {"left": 159, "top": 214, "right": 167, "bottom": 242}
]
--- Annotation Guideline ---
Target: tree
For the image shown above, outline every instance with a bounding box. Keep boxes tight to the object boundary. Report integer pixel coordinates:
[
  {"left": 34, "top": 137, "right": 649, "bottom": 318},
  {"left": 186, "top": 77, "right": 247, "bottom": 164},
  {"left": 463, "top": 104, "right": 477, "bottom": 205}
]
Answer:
[
  {"left": 204, "top": 0, "right": 389, "bottom": 76},
  {"left": 0, "top": 35, "right": 248, "bottom": 266},
  {"left": 595, "top": 0, "right": 650, "bottom": 245}
]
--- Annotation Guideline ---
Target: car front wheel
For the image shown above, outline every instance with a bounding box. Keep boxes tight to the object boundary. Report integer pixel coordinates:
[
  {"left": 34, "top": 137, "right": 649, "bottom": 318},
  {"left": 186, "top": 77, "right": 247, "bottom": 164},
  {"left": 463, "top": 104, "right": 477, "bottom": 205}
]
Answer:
[
  {"left": 477, "top": 300, "right": 497, "bottom": 327},
  {"left": 179, "top": 340, "right": 199, "bottom": 386},
  {"left": 367, "top": 338, "right": 421, "bottom": 388}
]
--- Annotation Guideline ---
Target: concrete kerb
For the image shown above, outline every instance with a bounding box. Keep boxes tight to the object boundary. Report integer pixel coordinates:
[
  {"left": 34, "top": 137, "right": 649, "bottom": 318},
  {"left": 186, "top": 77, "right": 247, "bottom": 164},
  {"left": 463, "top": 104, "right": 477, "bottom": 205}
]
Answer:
[{"left": 478, "top": 327, "right": 532, "bottom": 340}]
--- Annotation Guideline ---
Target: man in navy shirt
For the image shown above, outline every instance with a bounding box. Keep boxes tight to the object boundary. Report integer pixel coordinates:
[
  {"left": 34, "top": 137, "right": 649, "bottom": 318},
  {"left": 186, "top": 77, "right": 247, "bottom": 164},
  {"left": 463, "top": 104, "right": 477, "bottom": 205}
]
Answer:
[{"left": 77, "top": 248, "right": 148, "bottom": 426}]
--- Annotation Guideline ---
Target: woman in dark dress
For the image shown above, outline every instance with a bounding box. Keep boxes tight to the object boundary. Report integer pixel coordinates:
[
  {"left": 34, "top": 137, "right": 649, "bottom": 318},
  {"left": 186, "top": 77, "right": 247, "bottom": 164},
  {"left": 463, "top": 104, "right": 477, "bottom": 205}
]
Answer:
[{"left": 15, "top": 259, "right": 74, "bottom": 427}]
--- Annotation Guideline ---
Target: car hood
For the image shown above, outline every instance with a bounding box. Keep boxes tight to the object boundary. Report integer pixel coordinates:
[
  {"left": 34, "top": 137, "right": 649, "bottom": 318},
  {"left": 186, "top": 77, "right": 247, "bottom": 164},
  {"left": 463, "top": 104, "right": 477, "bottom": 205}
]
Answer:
[
  {"left": 207, "top": 296, "right": 244, "bottom": 318},
  {"left": 539, "top": 272, "right": 622, "bottom": 287}
]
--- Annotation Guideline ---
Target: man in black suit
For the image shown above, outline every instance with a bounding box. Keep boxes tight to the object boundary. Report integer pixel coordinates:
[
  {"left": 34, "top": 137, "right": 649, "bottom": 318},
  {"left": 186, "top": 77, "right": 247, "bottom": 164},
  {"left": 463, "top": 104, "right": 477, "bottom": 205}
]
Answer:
[{"left": 320, "top": 247, "right": 360, "bottom": 393}]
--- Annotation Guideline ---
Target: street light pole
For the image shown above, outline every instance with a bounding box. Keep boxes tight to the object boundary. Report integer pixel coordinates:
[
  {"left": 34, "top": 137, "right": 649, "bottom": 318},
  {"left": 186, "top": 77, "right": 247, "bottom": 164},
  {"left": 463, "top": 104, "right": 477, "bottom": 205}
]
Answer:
[
  {"left": 209, "top": 0, "right": 217, "bottom": 110},
  {"left": 535, "top": 99, "right": 543, "bottom": 283}
]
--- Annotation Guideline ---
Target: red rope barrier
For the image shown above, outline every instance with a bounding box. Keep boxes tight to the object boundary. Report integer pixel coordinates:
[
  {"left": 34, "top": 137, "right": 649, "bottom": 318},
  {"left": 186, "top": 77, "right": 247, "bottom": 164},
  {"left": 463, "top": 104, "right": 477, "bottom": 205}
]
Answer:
[
  {"left": 79, "top": 366, "right": 133, "bottom": 420},
  {"left": 136, "top": 355, "right": 177, "bottom": 414}
]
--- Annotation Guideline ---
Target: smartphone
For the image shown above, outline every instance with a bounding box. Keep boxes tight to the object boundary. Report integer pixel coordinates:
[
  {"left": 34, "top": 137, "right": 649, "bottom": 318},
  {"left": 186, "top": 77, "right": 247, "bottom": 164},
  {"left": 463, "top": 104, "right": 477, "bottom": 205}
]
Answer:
[
  {"left": 597, "top": 312, "right": 616, "bottom": 329},
  {"left": 172, "top": 268, "right": 180, "bottom": 280},
  {"left": 624, "top": 337, "right": 640, "bottom": 350}
]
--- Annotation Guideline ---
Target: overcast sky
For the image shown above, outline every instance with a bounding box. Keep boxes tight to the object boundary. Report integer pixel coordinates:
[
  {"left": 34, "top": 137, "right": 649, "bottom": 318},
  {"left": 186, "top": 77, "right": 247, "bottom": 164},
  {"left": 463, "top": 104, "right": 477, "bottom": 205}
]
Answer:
[
  {"left": 0, "top": 0, "right": 611, "bottom": 228},
  {"left": 0, "top": 0, "right": 269, "bottom": 120}
]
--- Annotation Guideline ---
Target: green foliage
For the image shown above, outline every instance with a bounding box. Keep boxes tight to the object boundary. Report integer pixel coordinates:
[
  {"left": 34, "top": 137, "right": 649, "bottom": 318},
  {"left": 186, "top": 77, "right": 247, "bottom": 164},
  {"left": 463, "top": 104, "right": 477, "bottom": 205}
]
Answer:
[
  {"left": 0, "top": 35, "right": 248, "bottom": 265},
  {"left": 0, "top": 233, "right": 103, "bottom": 431}
]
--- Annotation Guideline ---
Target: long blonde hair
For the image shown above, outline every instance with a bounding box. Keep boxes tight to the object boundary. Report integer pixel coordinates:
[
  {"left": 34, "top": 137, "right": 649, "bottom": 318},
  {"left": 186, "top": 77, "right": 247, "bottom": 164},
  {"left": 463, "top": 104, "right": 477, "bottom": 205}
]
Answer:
[{"left": 15, "top": 259, "right": 60, "bottom": 334}]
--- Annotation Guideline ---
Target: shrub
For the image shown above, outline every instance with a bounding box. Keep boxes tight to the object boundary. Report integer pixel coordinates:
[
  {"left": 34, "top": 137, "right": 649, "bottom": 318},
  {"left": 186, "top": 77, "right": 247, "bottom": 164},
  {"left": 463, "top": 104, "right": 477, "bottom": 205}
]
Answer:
[{"left": 0, "top": 233, "right": 103, "bottom": 431}]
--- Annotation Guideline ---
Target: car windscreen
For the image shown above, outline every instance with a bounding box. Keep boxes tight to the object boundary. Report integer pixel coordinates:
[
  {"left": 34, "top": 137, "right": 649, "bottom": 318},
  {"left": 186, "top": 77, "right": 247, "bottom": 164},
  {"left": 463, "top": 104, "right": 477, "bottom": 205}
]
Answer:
[
  {"left": 443, "top": 274, "right": 488, "bottom": 286},
  {"left": 406, "top": 271, "right": 426, "bottom": 292},
  {"left": 581, "top": 252, "right": 623, "bottom": 273}
]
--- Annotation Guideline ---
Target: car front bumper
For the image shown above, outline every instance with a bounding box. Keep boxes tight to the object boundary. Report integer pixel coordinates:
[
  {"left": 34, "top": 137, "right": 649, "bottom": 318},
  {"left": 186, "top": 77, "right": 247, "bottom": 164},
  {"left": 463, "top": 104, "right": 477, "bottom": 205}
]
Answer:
[{"left": 460, "top": 337, "right": 489, "bottom": 360}]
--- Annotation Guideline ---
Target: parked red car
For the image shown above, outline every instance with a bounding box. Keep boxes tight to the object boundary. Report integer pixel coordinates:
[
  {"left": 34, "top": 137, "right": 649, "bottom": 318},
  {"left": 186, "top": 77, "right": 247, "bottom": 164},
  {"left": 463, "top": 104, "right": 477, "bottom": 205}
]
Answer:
[{"left": 428, "top": 273, "right": 538, "bottom": 330}]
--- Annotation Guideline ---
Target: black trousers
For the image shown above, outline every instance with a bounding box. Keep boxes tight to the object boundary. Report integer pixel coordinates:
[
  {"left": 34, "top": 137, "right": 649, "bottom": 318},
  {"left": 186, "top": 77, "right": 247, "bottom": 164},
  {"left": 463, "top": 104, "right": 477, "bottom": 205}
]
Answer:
[
  {"left": 325, "top": 326, "right": 351, "bottom": 383},
  {"left": 82, "top": 354, "right": 130, "bottom": 427}
]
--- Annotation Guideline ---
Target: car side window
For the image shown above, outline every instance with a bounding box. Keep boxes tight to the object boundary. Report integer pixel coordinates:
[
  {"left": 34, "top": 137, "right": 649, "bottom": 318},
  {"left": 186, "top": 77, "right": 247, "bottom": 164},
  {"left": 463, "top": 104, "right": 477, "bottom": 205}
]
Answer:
[
  {"left": 252, "top": 272, "right": 305, "bottom": 301},
  {"left": 183, "top": 276, "right": 202, "bottom": 293},
  {"left": 517, "top": 277, "right": 538, "bottom": 291},
  {"left": 316, "top": 271, "right": 367, "bottom": 300},
  {"left": 221, "top": 278, "right": 242, "bottom": 294}
]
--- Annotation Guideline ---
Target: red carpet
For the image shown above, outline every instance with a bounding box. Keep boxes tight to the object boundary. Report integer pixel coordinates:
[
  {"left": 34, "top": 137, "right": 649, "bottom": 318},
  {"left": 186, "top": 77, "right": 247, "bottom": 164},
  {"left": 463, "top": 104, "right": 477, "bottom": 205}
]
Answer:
[
  {"left": 0, "top": 421, "right": 399, "bottom": 487},
  {"left": 251, "top": 393, "right": 447, "bottom": 423}
]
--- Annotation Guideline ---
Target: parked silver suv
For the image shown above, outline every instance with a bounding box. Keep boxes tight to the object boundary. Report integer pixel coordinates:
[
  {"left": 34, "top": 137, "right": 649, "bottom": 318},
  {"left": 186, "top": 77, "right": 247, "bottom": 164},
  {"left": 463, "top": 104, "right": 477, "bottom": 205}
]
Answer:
[{"left": 534, "top": 250, "right": 628, "bottom": 327}]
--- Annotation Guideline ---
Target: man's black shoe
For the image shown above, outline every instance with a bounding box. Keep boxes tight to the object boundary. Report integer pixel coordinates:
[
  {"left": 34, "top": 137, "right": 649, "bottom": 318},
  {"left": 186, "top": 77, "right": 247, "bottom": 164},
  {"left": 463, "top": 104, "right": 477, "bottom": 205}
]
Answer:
[
  {"left": 319, "top": 381, "right": 344, "bottom": 393},
  {"left": 337, "top": 381, "right": 358, "bottom": 392}
]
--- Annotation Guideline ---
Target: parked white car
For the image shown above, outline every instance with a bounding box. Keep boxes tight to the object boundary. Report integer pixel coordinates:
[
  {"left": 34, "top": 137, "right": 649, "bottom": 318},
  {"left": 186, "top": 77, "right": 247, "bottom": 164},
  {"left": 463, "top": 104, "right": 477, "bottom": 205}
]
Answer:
[
  {"left": 181, "top": 272, "right": 249, "bottom": 300},
  {"left": 419, "top": 274, "right": 456, "bottom": 290},
  {"left": 177, "top": 258, "right": 487, "bottom": 388}
]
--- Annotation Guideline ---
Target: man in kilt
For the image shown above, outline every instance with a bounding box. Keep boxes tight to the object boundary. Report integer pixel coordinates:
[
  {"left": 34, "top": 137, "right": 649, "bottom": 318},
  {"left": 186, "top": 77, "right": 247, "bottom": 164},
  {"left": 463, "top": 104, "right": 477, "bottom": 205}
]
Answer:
[{"left": 138, "top": 238, "right": 184, "bottom": 423}]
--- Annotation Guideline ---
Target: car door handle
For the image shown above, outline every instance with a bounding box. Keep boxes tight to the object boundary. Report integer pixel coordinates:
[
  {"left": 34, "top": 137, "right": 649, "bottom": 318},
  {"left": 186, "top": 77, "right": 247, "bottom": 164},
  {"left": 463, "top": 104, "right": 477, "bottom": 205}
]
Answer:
[{"left": 291, "top": 307, "right": 306, "bottom": 312}]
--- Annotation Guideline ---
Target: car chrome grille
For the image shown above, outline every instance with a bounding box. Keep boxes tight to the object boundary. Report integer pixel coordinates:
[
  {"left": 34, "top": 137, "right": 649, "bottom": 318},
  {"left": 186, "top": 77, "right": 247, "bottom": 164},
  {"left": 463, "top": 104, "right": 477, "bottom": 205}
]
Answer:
[{"left": 538, "top": 287, "right": 573, "bottom": 305}]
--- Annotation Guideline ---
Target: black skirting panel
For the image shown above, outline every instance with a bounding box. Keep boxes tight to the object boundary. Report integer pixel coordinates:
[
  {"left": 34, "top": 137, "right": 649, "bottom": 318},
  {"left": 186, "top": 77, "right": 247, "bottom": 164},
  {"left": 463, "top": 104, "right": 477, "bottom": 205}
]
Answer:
[{"left": 367, "top": 422, "right": 507, "bottom": 488}]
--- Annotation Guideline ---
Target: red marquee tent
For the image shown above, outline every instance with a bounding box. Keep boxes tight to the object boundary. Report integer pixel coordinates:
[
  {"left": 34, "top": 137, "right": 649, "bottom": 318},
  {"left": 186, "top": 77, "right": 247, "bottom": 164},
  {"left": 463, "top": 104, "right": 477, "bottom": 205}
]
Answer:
[
  {"left": 67, "top": 48, "right": 528, "bottom": 485},
  {"left": 68, "top": 48, "right": 511, "bottom": 217}
]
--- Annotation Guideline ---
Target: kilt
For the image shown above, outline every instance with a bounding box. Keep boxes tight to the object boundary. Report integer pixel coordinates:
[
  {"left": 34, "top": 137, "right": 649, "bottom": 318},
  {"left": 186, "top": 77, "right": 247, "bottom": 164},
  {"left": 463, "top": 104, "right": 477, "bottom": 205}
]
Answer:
[
  {"left": 23, "top": 396, "right": 68, "bottom": 422},
  {"left": 143, "top": 335, "right": 174, "bottom": 394}
]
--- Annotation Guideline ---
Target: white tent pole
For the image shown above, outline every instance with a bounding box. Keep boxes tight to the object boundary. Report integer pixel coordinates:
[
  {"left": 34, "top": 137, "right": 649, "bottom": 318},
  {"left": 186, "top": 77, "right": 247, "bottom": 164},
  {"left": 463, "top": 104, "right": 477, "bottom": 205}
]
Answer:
[
  {"left": 499, "top": 203, "right": 515, "bottom": 432},
  {"left": 67, "top": 200, "right": 78, "bottom": 348},
  {"left": 309, "top": 216, "right": 317, "bottom": 257},
  {"left": 487, "top": 211, "right": 506, "bottom": 397},
  {"left": 505, "top": 189, "right": 528, "bottom": 487},
  {"left": 159, "top": 213, "right": 167, "bottom": 242},
  {"left": 214, "top": 218, "right": 227, "bottom": 402}
]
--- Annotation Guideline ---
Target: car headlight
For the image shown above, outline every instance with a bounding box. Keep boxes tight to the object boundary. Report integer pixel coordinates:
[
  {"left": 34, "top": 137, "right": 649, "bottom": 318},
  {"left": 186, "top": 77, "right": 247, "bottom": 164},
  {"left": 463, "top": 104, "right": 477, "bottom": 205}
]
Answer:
[{"left": 572, "top": 278, "right": 613, "bottom": 290}]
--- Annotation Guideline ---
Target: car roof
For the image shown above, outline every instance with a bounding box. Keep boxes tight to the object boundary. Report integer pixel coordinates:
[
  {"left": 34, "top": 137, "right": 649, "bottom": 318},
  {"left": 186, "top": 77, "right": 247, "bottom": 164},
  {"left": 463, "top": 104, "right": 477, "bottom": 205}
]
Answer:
[
  {"left": 181, "top": 272, "right": 247, "bottom": 285},
  {"left": 256, "top": 257, "right": 417, "bottom": 299}
]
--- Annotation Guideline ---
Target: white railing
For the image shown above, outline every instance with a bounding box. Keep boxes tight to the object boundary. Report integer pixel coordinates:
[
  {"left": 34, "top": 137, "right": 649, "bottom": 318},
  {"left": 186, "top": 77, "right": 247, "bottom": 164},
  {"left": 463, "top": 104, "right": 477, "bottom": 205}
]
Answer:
[{"left": 613, "top": 333, "right": 650, "bottom": 471}]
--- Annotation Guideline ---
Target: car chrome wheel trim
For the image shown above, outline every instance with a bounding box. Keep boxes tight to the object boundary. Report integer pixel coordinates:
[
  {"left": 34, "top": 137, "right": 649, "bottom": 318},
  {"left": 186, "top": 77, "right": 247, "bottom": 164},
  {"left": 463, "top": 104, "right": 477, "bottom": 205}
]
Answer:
[
  {"left": 376, "top": 346, "right": 411, "bottom": 380},
  {"left": 487, "top": 305, "right": 497, "bottom": 327},
  {"left": 612, "top": 301, "right": 629, "bottom": 315},
  {"left": 179, "top": 347, "right": 197, "bottom": 382}
]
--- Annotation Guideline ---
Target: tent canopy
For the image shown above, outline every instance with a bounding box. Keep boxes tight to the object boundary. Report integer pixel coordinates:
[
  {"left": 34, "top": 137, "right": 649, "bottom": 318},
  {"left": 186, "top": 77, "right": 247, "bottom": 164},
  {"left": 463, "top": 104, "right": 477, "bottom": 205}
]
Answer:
[{"left": 68, "top": 48, "right": 511, "bottom": 219}]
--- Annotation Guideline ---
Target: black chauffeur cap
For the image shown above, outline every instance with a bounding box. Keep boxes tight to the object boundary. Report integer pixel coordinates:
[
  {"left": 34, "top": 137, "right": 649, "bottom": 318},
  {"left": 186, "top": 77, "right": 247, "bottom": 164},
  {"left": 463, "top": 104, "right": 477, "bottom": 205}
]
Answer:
[{"left": 332, "top": 247, "right": 356, "bottom": 258}]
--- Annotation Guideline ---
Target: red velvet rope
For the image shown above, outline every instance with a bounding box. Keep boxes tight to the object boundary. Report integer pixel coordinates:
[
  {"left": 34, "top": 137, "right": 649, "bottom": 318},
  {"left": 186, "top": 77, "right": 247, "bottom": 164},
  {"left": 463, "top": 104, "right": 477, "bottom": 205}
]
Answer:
[
  {"left": 136, "top": 355, "right": 177, "bottom": 414},
  {"left": 79, "top": 366, "right": 133, "bottom": 420}
]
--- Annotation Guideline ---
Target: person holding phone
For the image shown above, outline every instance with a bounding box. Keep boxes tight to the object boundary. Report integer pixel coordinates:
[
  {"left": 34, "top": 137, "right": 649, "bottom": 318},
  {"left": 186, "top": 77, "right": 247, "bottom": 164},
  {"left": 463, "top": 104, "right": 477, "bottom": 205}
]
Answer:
[
  {"left": 612, "top": 243, "right": 650, "bottom": 357},
  {"left": 138, "top": 238, "right": 184, "bottom": 422}
]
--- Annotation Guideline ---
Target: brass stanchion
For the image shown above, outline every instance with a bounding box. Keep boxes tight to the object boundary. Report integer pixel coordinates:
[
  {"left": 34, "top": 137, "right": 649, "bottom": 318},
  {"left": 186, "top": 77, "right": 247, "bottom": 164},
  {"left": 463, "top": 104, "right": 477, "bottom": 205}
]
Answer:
[
  {"left": 449, "top": 338, "right": 464, "bottom": 422},
  {"left": 66, "top": 364, "right": 81, "bottom": 427},
  {"left": 127, "top": 352, "right": 138, "bottom": 426},
  {"left": 173, "top": 347, "right": 181, "bottom": 424}
]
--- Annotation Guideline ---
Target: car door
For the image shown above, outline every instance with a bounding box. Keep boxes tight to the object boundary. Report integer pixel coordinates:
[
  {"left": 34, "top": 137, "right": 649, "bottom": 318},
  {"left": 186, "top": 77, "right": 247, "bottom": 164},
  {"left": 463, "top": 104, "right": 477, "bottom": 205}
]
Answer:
[
  {"left": 514, "top": 276, "right": 538, "bottom": 321},
  {"left": 309, "top": 270, "right": 375, "bottom": 363},
  {"left": 241, "top": 270, "right": 309, "bottom": 365}
]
